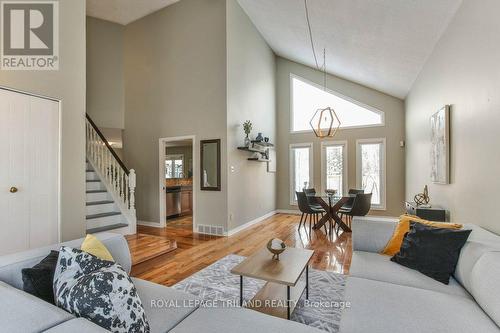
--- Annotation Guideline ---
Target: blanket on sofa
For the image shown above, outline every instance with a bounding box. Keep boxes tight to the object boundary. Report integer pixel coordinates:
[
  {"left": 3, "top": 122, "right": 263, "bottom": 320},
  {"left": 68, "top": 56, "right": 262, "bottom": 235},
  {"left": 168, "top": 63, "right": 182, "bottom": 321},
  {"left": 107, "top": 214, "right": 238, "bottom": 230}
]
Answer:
[{"left": 173, "top": 254, "right": 347, "bottom": 333}]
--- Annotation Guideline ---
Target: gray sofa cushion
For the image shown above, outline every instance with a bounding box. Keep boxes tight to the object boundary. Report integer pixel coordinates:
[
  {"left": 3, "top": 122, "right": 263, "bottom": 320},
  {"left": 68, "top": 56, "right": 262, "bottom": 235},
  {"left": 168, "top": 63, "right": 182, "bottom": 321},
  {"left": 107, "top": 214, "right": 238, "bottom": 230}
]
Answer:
[
  {"left": 131, "top": 277, "right": 200, "bottom": 333},
  {"left": 340, "top": 277, "right": 499, "bottom": 333},
  {"left": 350, "top": 251, "right": 471, "bottom": 299},
  {"left": 43, "top": 318, "right": 109, "bottom": 332},
  {"left": 351, "top": 217, "right": 397, "bottom": 252},
  {"left": 0, "top": 281, "right": 73, "bottom": 333},
  {"left": 0, "top": 232, "right": 131, "bottom": 289},
  {"left": 454, "top": 224, "right": 500, "bottom": 293},
  {"left": 170, "top": 307, "right": 322, "bottom": 333},
  {"left": 470, "top": 251, "right": 500, "bottom": 327}
]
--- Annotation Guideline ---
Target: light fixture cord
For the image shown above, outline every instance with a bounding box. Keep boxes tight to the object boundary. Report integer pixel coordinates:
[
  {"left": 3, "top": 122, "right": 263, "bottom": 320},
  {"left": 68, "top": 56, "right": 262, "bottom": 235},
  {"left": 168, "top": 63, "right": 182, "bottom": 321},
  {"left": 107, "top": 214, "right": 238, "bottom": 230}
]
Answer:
[
  {"left": 305, "top": 0, "right": 327, "bottom": 90},
  {"left": 304, "top": 0, "right": 320, "bottom": 70}
]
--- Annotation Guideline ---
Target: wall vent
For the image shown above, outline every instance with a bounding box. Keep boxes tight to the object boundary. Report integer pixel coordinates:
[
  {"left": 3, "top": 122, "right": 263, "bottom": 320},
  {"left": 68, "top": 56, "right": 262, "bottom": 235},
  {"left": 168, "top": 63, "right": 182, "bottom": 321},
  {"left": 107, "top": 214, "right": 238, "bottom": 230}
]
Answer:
[{"left": 197, "top": 224, "right": 224, "bottom": 236}]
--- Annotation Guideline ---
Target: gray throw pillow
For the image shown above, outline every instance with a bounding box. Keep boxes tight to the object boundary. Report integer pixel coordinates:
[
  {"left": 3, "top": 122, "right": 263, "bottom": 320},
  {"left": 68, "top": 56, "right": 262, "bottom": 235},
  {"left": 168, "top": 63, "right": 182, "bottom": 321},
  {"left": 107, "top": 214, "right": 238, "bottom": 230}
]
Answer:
[{"left": 53, "top": 246, "right": 150, "bottom": 333}]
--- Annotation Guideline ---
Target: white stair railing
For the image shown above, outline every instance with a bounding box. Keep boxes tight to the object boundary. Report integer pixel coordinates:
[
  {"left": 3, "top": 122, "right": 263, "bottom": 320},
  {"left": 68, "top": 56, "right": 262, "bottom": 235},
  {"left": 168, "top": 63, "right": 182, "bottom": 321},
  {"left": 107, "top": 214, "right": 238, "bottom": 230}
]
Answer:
[{"left": 85, "top": 115, "right": 136, "bottom": 222}]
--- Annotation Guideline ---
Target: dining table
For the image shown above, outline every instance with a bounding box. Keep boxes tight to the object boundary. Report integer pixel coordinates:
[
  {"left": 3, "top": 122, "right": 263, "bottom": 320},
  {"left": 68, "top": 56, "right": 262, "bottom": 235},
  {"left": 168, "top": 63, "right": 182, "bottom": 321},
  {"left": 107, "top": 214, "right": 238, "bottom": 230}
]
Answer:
[{"left": 308, "top": 194, "right": 355, "bottom": 234}]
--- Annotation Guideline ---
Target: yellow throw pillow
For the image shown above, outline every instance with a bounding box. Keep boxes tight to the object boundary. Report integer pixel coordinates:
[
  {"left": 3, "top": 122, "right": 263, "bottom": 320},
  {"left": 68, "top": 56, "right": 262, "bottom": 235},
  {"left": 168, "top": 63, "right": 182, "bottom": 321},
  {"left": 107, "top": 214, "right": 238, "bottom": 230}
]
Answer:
[
  {"left": 380, "top": 214, "right": 462, "bottom": 256},
  {"left": 81, "top": 234, "right": 114, "bottom": 262}
]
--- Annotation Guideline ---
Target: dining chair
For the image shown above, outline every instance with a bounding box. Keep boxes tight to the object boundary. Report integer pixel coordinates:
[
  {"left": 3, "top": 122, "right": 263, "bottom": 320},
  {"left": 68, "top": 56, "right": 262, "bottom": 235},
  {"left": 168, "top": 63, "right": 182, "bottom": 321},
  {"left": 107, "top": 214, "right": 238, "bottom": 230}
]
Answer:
[
  {"left": 303, "top": 188, "right": 323, "bottom": 210},
  {"left": 296, "top": 191, "right": 326, "bottom": 233},
  {"left": 341, "top": 189, "right": 364, "bottom": 210},
  {"left": 340, "top": 193, "right": 372, "bottom": 228}
]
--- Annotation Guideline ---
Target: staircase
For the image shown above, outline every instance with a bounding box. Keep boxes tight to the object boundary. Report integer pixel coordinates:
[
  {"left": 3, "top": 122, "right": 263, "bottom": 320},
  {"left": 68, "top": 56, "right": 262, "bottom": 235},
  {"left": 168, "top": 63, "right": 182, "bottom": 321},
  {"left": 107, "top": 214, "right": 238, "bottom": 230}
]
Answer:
[{"left": 86, "top": 114, "right": 137, "bottom": 235}]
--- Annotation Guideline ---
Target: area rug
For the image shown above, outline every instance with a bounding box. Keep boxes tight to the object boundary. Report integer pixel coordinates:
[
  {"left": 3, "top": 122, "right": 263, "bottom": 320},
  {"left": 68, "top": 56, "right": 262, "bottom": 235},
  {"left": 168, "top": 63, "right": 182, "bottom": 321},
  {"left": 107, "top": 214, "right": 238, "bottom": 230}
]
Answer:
[{"left": 173, "top": 254, "right": 347, "bottom": 332}]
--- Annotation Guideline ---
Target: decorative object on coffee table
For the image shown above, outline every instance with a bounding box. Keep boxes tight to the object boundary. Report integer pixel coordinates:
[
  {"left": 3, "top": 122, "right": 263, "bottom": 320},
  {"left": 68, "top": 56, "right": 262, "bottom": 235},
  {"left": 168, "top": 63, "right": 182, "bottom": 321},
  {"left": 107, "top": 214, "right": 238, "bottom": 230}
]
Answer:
[
  {"left": 267, "top": 238, "right": 286, "bottom": 260},
  {"left": 414, "top": 185, "right": 430, "bottom": 206},
  {"left": 231, "top": 247, "right": 314, "bottom": 320},
  {"left": 255, "top": 132, "right": 264, "bottom": 142}
]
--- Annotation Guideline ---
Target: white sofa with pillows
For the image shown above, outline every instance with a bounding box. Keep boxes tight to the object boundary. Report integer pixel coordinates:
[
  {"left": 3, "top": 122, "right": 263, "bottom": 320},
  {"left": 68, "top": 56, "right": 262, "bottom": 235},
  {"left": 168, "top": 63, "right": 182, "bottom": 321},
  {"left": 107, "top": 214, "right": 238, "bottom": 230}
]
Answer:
[
  {"left": 340, "top": 216, "right": 500, "bottom": 333},
  {"left": 0, "top": 233, "right": 320, "bottom": 333}
]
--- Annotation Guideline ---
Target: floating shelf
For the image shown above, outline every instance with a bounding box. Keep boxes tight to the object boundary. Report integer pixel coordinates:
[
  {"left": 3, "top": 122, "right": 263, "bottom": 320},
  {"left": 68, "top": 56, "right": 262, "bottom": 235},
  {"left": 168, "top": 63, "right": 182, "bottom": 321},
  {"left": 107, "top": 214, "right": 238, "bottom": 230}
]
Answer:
[
  {"left": 248, "top": 157, "right": 270, "bottom": 162},
  {"left": 238, "top": 141, "right": 273, "bottom": 162},
  {"left": 251, "top": 141, "right": 274, "bottom": 147}
]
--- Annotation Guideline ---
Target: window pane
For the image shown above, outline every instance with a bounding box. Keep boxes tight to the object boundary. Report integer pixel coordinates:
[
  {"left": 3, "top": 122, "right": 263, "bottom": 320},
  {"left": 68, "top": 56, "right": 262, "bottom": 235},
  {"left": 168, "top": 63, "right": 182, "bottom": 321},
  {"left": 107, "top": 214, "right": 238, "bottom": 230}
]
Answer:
[
  {"left": 294, "top": 147, "right": 310, "bottom": 194},
  {"left": 174, "top": 159, "right": 183, "bottom": 178},
  {"left": 165, "top": 160, "right": 173, "bottom": 179},
  {"left": 292, "top": 77, "right": 383, "bottom": 131},
  {"left": 325, "top": 146, "right": 343, "bottom": 195},
  {"left": 360, "top": 143, "right": 381, "bottom": 205}
]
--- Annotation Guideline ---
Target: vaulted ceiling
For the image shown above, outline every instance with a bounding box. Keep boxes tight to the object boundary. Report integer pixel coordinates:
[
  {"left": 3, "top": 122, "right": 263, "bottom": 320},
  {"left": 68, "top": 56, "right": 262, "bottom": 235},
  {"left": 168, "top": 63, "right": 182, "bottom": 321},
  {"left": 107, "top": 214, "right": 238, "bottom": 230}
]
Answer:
[
  {"left": 86, "top": 0, "right": 179, "bottom": 25},
  {"left": 237, "top": 0, "right": 463, "bottom": 98}
]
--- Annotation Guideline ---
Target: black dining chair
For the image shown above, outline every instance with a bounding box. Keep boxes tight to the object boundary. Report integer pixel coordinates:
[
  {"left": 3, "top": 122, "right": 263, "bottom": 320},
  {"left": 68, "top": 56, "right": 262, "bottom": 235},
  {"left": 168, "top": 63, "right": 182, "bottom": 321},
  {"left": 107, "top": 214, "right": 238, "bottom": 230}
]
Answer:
[
  {"left": 296, "top": 191, "right": 326, "bottom": 233},
  {"left": 303, "top": 188, "right": 322, "bottom": 210},
  {"left": 341, "top": 189, "right": 364, "bottom": 211},
  {"left": 340, "top": 193, "right": 372, "bottom": 228}
]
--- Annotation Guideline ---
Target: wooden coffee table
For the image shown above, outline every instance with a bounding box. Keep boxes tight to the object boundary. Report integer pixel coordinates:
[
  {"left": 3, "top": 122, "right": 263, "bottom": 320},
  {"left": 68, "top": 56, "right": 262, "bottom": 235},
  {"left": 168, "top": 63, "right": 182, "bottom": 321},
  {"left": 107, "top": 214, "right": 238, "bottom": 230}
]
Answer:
[{"left": 230, "top": 247, "right": 314, "bottom": 320}]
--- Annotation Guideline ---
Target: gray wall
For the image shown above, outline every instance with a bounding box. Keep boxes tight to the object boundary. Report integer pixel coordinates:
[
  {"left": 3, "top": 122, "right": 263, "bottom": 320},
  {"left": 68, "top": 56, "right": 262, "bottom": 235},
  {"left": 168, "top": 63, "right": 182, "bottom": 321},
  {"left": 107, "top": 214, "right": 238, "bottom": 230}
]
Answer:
[
  {"left": 276, "top": 58, "right": 405, "bottom": 216},
  {"left": 226, "top": 0, "right": 276, "bottom": 230},
  {"left": 123, "top": 0, "right": 228, "bottom": 228},
  {"left": 405, "top": 0, "right": 500, "bottom": 233},
  {"left": 0, "top": 0, "right": 86, "bottom": 241},
  {"left": 86, "top": 17, "right": 125, "bottom": 129}
]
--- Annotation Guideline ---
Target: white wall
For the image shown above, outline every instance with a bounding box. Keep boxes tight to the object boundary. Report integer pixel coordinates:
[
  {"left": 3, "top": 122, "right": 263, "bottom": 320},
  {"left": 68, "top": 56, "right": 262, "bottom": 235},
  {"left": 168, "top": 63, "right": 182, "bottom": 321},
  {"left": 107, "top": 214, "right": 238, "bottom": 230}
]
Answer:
[
  {"left": 86, "top": 17, "right": 125, "bottom": 129},
  {"left": 226, "top": 0, "right": 277, "bottom": 230},
  {"left": 0, "top": 0, "right": 86, "bottom": 241},
  {"left": 276, "top": 58, "right": 406, "bottom": 216},
  {"left": 406, "top": 0, "right": 500, "bottom": 234},
  {"left": 123, "top": 0, "right": 228, "bottom": 228}
]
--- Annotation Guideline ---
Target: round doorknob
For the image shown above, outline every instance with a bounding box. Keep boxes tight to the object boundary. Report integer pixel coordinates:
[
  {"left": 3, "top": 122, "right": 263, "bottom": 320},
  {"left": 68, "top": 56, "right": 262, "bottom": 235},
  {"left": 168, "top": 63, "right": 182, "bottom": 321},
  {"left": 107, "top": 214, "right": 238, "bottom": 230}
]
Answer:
[{"left": 9, "top": 187, "right": 18, "bottom": 193}]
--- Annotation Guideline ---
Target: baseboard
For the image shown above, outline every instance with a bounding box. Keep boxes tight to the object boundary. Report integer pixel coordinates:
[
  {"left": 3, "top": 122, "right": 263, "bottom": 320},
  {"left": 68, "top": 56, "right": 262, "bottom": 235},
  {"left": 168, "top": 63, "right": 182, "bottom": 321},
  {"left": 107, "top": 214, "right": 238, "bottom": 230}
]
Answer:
[
  {"left": 276, "top": 209, "right": 302, "bottom": 215},
  {"left": 137, "top": 220, "right": 164, "bottom": 228},
  {"left": 226, "top": 210, "right": 278, "bottom": 237}
]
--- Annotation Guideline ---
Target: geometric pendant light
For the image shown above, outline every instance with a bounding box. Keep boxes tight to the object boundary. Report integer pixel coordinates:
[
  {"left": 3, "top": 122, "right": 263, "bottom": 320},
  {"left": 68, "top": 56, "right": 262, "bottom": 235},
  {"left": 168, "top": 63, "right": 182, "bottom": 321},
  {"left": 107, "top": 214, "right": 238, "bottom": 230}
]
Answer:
[{"left": 304, "top": 0, "right": 341, "bottom": 138}]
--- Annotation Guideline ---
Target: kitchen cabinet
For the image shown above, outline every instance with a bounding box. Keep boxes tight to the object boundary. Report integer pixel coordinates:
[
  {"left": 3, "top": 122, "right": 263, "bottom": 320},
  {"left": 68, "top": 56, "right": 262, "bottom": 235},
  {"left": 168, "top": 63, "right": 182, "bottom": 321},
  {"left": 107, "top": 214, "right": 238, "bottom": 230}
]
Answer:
[{"left": 180, "top": 188, "right": 192, "bottom": 215}]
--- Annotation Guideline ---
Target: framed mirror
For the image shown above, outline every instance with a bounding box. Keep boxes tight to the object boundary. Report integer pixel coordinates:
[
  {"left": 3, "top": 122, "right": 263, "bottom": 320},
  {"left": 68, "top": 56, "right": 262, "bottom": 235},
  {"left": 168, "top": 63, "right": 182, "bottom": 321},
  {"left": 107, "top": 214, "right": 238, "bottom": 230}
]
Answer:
[{"left": 200, "top": 139, "right": 221, "bottom": 191}]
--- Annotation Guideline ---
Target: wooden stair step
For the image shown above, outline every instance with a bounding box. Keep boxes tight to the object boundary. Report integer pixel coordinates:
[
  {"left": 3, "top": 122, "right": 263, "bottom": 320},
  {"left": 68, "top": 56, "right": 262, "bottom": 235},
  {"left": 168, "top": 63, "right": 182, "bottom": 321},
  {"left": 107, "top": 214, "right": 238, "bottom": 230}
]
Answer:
[
  {"left": 86, "top": 212, "right": 121, "bottom": 220},
  {"left": 86, "top": 189, "right": 107, "bottom": 193},
  {"left": 86, "top": 200, "right": 114, "bottom": 206},
  {"left": 87, "top": 223, "right": 128, "bottom": 234},
  {"left": 125, "top": 234, "right": 178, "bottom": 265}
]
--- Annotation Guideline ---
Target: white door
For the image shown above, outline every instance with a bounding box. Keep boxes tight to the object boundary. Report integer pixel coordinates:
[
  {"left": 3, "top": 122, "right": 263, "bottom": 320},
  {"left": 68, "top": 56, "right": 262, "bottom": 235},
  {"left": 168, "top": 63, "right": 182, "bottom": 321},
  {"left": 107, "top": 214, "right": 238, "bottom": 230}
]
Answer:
[{"left": 0, "top": 88, "right": 60, "bottom": 255}]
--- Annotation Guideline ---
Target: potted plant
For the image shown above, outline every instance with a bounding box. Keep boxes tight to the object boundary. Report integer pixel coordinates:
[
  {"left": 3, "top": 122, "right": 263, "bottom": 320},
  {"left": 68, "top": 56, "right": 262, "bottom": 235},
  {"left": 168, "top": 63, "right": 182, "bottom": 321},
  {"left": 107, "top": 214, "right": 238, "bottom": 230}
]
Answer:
[{"left": 243, "top": 120, "right": 252, "bottom": 147}]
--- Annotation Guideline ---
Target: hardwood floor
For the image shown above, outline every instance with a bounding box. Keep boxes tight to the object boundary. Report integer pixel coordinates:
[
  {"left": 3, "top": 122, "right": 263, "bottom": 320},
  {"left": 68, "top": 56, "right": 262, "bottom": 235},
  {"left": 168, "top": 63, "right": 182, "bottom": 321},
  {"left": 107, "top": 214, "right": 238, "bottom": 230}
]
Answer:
[
  {"left": 165, "top": 215, "right": 193, "bottom": 230},
  {"left": 125, "top": 233, "right": 177, "bottom": 265},
  {"left": 130, "top": 213, "right": 352, "bottom": 286}
]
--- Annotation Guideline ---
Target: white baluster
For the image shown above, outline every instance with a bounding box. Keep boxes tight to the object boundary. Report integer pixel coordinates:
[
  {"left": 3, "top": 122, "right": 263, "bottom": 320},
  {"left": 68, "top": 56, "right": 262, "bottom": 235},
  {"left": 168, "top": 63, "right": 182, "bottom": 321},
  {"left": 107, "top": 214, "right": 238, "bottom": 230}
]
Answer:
[{"left": 129, "top": 169, "right": 136, "bottom": 212}]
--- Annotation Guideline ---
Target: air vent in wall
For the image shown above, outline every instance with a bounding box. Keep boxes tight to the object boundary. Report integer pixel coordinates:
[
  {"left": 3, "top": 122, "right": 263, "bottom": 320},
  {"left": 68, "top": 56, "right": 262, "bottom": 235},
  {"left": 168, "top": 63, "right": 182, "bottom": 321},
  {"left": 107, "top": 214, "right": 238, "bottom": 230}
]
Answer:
[{"left": 197, "top": 224, "right": 224, "bottom": 236}]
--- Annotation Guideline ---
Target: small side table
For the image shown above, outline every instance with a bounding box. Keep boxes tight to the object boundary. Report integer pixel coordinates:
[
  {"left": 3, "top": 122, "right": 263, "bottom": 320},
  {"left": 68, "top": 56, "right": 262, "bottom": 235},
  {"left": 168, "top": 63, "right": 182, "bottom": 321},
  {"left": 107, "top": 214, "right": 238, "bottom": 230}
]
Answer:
[{"left": 405, "top": 201, "right": 446, "bottom": 222}]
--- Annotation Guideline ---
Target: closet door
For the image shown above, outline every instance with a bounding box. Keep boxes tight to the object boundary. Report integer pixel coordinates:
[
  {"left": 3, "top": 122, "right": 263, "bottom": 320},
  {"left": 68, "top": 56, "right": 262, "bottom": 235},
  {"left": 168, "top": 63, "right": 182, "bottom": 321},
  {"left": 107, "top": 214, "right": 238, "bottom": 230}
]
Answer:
[{"left": 0, "top": 88, "right": 60, "bottom": 255}]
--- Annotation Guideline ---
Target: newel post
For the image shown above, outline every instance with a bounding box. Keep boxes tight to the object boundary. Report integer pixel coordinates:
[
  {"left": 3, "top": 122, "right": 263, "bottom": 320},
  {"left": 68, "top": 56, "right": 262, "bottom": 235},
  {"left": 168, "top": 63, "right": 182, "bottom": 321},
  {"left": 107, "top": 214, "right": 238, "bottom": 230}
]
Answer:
[{"left": 129, "top": 169, "right": 136, "bottom": 212}]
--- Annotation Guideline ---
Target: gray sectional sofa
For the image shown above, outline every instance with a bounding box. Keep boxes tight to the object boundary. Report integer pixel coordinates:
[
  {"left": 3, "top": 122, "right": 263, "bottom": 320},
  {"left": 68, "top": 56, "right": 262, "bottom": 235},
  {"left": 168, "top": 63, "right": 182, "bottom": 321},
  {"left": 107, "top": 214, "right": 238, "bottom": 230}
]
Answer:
[
  {"left": 1, "top": 218, "right": 499, "bottom": 333},
  {"left": 0, "top": 233, "right": 320, "bottom": 333},
  {"left": 340, "top": 216, "right": 500, "bottom": 333}
]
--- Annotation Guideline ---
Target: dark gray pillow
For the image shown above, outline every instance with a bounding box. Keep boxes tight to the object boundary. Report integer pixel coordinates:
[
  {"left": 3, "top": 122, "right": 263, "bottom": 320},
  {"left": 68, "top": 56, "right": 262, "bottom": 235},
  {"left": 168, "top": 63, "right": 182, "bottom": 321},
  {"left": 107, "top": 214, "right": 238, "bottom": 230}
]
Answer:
[
  {"left": 22, "top": 250, "right": 59, "bottom": 304},
  {"left": 391, "top": 222, "right": 472, "bottom": 284},
  {"left": 53, "top": 246, "right": 150, "bottom": 333}
]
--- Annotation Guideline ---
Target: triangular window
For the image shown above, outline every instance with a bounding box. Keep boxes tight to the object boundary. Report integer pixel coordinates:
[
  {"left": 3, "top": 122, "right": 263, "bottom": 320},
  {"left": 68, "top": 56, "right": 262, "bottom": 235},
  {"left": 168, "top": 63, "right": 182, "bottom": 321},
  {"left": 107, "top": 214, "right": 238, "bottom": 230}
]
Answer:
[{"left": 291, "top": 75, "right": 384, "bottom": 132}]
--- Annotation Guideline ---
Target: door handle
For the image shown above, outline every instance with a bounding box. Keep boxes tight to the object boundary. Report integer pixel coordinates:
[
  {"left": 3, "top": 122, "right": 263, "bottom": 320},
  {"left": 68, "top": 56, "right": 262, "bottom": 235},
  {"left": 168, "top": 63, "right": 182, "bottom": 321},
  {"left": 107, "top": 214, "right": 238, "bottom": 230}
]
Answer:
[{"left": 9, "top": 187, "right": 18, "bottom": 193}]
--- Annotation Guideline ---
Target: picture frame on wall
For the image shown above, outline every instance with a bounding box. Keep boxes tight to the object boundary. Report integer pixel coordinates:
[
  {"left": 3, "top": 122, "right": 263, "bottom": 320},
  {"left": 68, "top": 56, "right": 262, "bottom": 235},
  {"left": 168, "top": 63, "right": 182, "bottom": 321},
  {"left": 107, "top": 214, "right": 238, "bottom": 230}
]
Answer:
[{"left": 430, "top": 105, "right": 450, "bottom": 184}]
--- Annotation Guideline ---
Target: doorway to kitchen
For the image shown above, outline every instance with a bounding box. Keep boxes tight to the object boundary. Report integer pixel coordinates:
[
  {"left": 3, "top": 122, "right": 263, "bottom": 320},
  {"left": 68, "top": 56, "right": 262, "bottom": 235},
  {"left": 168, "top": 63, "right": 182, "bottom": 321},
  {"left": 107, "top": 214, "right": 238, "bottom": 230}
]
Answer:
[{"left": 159, "top": 136, "right": 196, "bottom": 232}]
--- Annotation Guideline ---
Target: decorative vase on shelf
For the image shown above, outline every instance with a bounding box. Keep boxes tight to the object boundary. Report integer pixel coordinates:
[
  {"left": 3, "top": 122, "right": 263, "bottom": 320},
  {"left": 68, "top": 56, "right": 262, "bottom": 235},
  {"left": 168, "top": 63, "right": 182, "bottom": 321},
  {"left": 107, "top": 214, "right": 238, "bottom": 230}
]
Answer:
[
  {"left": 244, "top": 135, "right": 251, "bottom": 148},
  {"left": 255, "top": 133, "right": 264, "bottom": 142}
]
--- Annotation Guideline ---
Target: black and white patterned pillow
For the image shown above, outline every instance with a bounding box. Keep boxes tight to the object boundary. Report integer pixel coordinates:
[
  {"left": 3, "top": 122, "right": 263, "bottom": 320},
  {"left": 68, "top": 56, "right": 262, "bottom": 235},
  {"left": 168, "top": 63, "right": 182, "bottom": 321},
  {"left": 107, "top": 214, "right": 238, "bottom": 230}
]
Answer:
[{"left": 53, "top": 246, "right": 150, "bottom": 333}]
